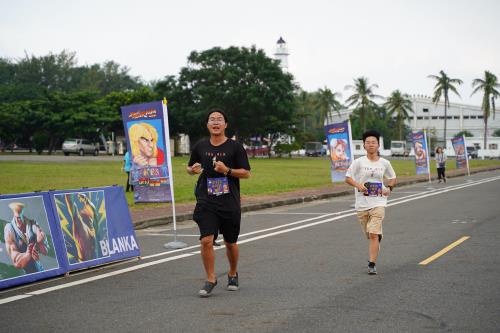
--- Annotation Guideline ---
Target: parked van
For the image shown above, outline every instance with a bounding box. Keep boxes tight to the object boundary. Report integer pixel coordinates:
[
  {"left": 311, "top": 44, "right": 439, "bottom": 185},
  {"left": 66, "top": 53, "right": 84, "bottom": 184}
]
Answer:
[
  {"left": 390, "top": 140, "right": 410, "bottom": 156},
  {"left": 305, "top": 142, "right": 325, "bottom": 157}
]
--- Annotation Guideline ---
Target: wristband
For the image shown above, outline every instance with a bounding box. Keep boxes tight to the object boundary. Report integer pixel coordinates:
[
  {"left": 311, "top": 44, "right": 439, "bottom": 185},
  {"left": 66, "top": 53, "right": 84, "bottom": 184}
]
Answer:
[
  {"left": 388, "top": 185, "right": 394, "bottom": 191},
  {"left": 224, "top": 168, "right": 232, "bottom": 176}
]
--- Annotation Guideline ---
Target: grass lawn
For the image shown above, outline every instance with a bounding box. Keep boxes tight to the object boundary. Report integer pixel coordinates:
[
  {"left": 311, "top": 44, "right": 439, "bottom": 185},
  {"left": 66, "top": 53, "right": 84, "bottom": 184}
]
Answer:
[{"left": 0, "top": 157, "right": 498, "bottom": 208}]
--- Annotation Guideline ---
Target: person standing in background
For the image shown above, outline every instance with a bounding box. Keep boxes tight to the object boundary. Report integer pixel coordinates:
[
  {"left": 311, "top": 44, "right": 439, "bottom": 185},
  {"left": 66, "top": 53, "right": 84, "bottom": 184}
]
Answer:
[
  {"left": 123, "top": 151, "right": 133, "bottom": 192},
  {"left": 435, "top": 146, "right": 447, "bottom": 183}
]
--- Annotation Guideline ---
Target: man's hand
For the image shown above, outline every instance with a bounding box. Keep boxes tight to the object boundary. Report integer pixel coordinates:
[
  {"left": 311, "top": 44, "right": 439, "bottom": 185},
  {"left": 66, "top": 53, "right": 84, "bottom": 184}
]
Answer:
[
  {"left": 382, "top": 187, "right": 391, "bottom": 196},
  {"left": 27, "top": 243, "right": 39, "bottom": 261},
  {"left": 357, "top": 183, "right": 368, "bottom": 194},
  {"left": 191, "top": 163, "right": 203, "bottom": 174},
  {"left": 214, "top": 161, "right": 228, "bottom": 174}
]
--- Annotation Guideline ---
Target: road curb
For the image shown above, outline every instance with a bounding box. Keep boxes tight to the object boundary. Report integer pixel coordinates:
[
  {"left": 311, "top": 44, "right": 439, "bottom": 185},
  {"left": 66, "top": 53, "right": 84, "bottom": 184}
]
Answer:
[{"left": 132, "top": 165, "right": 500, "bottom": 229}]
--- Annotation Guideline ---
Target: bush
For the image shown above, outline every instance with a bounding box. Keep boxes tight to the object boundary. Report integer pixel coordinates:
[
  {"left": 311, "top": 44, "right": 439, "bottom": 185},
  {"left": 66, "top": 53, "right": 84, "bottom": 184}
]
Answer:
[{"left": 32, "top": 132, "right": 49, "bottom": 154}]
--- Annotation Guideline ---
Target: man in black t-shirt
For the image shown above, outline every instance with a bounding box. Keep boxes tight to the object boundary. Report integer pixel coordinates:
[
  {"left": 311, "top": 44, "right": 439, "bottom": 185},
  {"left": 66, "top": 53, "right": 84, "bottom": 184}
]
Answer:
[{"left": 187, "top": 109, "right": 251, "bottom": 297}]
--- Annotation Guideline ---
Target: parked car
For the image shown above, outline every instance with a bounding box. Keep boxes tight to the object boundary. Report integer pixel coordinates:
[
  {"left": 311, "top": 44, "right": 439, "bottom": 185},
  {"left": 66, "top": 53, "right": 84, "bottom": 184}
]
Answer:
[
  {"left": 62, "top": 139, "right": 99, "bottom": 156},
  {"left": 305, "top": 142, "right": 326, "bottom": 157},
  {"left": 466, "top": 146, "right": 478, "bottom": 159}
]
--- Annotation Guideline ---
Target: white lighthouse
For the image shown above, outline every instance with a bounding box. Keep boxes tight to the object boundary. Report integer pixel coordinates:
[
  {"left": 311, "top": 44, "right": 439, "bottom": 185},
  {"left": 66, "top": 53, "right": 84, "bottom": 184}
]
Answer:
[{"left": 274, "top": 37, "right": 289, "bottom": 72}]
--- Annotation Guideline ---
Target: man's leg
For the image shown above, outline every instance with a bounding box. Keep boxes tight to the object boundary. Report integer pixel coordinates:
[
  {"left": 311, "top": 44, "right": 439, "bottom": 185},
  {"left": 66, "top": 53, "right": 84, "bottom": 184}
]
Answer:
[
  {"left": 200, "top": 235, "right": 216, "bottom": 282},
  {"left": 225, "top": 242, "right": 239, "bottom": 277},
  {"left": 368, "top": 233, "right": 380, "bottom": 263}
]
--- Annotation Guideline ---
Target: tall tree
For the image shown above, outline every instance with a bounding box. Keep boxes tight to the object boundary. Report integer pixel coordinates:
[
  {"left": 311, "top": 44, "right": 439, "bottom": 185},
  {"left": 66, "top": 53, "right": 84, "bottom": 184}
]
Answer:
[
  {"left": 383, "top": 90, "right": 413, "bottom": 140},
  {"left": 428, "top": 70, "right": 463, "bottom": 148},
  {"left": 176, "top": 46, "right": 296, "bottom": 142},
  {"left": 314, "top": 87, "right": 342, "bottom": 126},
  {"left": 471, "top": 70, "right": 500, "bottom": 149},
  {"left": 345, "top": 77, "right": 382, "bottom": 132}
]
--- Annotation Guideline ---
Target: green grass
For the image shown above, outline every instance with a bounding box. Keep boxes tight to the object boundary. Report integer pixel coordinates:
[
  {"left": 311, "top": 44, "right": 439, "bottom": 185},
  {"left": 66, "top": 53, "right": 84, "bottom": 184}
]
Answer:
[{"left": 1, "top": 157, "right": 498, "bottom": 209}]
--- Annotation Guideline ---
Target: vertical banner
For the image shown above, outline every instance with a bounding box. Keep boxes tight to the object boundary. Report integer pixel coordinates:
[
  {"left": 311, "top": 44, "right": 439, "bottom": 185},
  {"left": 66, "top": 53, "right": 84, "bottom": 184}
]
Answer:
[
  {"left": 411, "top": 130, "right": 430, "bottom": 175},
  {"left": 121, "top": 101, "right": 172, "bottom": 203},
  {"left": 325, "top": 120, "right": 354, "bottom": 182},
  {"left": 0, "top": 193, "right": 66, "bottom": 289},
  {"left": 451, "top": 136, "right": 470, "bottom": 174}
]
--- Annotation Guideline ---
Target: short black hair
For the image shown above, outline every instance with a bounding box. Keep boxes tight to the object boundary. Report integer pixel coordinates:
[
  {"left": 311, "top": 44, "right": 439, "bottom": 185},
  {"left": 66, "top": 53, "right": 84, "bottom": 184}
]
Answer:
[
  {"left": 206, "top": 109, "right": 228, "bottom": 123},
  {"left": 362, "top": 130, "right": 380, "bottom": 143}
]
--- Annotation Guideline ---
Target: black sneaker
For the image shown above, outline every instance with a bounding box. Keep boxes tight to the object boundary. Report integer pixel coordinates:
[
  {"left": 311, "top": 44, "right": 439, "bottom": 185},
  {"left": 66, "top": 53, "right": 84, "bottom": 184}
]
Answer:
[
  {"left": 227, "top": 273, "right": 239, "bottom": 291},
  {"left": 199, "top": 280, "right": 217, "bottom": 297},
  {"left": 368, "top": 263, "right": 377, "bottom": 275}
]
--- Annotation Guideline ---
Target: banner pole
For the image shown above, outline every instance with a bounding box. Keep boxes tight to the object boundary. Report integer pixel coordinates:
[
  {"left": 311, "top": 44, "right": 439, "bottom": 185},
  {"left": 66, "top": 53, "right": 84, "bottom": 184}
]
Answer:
[
  {"left": 425, "top": 129, "right": 431, "bottom": 184},
  {"left": 162, "top": 98, "right": 187, "bottom": 249},
  {"left": 463, "top": 135, "right": 471, "bottom": 177}
]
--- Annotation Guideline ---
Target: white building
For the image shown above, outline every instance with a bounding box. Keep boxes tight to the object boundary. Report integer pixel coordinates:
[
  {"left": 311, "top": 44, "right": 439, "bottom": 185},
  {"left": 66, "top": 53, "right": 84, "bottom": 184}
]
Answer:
[{"left": 327, "top": 95, "right": 500, "bottom": 149}]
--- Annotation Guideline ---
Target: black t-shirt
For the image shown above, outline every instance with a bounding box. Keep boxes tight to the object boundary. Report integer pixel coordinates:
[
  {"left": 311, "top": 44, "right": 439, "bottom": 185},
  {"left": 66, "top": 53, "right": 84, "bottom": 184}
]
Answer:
[{"left": 188, "top": 138, "right": 251, "bottom": 211}]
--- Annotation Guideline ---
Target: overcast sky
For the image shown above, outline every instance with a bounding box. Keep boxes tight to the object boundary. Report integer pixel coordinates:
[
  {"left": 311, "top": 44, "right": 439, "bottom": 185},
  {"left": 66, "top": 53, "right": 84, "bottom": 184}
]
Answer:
[{"left": 1, "top": 0, "right": 499, "bottom": 106}]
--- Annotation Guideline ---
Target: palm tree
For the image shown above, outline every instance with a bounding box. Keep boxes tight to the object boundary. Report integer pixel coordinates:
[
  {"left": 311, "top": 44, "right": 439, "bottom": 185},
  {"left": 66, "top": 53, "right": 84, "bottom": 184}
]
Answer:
[
  {"left": 314, "top": 87, "right": 342, "bottom": 126},
  {"left": 471, "top": 71, "right": 500, "bottom": 150},
  {"left": 295, "top": 89, "right": 313, "bottom": 134},
  {"left": 384, "top": 90, "right": 413, "bottom": 140},
  {"left": 345, "top": 77, "right": 382, "bottom": 132},
  {"left": 428, "top": 70, "right": 463, "bottom": 148}
]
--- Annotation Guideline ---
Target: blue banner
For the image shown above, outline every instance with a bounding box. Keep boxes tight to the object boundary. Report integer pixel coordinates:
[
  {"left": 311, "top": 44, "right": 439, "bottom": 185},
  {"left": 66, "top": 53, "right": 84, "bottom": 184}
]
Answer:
[
  {"left": 0, "top": 186, "right": 140, "bottom": 289},
  {"left": 50, "top": 186, "right": 140, "bottom": 271},
  {"left": 451, "top": 136, "right": 469, "bottom": 170},
  {"left": 411, "top": 130, "right": 430, "bottom": 175},
  {"left": 325, "top": 120, "right": 354, "bottom": 182},
  {"left": 121, "top": 101, "right": 173, "bottom": 203}
]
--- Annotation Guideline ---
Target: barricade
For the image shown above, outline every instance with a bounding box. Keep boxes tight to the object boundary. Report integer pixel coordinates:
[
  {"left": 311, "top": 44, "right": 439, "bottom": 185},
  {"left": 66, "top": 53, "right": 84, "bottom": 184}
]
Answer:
[{"left": 0, "top": 186, "right": 140, "bottom": 289}]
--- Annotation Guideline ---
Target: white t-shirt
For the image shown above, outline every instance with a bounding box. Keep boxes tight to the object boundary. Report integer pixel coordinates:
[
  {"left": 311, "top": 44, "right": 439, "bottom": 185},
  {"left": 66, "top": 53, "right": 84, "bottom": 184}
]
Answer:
[{"left": 345, "top": 156, "right": 396, "bottom": 211}]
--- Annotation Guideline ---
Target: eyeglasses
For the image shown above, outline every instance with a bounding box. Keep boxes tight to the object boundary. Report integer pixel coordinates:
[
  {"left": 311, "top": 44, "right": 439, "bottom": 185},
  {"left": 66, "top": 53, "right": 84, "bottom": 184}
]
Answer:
[{"left": 208, "top": 118, "right": 225, "bottom": 124}]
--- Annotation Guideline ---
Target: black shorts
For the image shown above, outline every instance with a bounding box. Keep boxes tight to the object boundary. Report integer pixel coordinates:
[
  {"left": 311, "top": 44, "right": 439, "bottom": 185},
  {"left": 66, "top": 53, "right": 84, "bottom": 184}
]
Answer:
[{"left": 193, "top": 204, "right": 241, "bottom": 244}]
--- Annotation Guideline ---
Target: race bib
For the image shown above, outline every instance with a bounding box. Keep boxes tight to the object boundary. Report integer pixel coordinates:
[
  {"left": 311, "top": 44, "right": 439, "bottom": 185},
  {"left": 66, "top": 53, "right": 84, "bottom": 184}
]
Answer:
[
  {"left": 364, "top": 182, "right": 383, "bottom": 196},
  {"left": 207, "top": 177, "right": 230, "bottom": 196}
]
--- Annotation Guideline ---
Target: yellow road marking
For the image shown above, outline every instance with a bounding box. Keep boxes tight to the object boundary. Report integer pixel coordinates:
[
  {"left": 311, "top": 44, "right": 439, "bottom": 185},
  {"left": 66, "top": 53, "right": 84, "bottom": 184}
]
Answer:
[{"left": 419, "top": 236, "right": 470, "bottom": 265}]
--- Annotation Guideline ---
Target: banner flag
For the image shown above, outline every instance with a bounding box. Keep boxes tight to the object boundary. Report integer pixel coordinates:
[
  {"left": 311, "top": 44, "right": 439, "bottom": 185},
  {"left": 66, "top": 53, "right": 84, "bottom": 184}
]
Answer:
[
  {"left": 411, "top": 130, "right": 431, "bottom": 175},
  {"left": 121, "top": 101, "right": 173, "bottom": 203},
  {"left": 324, "top": 120, "right": 354, "bottom": 182},
  {"left": 451, "top": 136, "right": 470, "bottom": 173}
]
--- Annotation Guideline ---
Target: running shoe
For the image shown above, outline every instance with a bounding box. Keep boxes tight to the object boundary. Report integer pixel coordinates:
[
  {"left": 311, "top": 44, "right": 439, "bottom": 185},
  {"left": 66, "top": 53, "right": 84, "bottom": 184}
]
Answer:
[
  {"left": 227, "top": 273, "right": 239, "bottom": 291},
  {"left": 199, "top": 280, "right": 217, "bottom": 297},
  {"left": 368, "top": 264, "right": 377, "bottom": 275}
]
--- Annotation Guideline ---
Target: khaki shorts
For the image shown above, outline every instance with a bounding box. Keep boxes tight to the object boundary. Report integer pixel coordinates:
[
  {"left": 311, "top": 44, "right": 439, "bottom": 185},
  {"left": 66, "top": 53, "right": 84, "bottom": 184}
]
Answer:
[{"left": 356, "top": 206, "right": 385, "bottom": 239}]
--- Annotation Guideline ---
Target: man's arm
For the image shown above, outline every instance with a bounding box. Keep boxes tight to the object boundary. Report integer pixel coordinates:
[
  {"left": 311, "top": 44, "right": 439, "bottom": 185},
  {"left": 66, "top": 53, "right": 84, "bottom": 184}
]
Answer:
[
  {"left": 214, "top": 161, "right": 250, "bottom": 179},
  {"left": 5, "top": 229, "right": 33, "bottom": 269},
  {"left": 345, "top": 176, "right": 367, "bottom": 194},
  {"left": 34, "top": 224, "right": 48, "bottom": 255}
]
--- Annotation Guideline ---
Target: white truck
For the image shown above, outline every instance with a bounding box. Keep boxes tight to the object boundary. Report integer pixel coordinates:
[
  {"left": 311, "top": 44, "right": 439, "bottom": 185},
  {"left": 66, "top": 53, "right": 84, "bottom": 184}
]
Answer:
[{"left": 390, "top": 140, "right": 410, "bottom": 157}]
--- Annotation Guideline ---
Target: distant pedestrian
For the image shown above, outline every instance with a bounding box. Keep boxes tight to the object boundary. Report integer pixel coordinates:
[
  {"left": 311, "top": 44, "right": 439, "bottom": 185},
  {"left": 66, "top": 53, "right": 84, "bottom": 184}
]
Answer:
[
  {"left": 345, "top": 130, "right": 397, "bottom": 275},
  {"left": 187, "top": 109, "right": 251, "bottom": 297},
  {"left": 123, "top": 151, "right": 133, "bottom": 192},
  {"left": 435, "top": 146, "right": 447, "bottom": 183}
]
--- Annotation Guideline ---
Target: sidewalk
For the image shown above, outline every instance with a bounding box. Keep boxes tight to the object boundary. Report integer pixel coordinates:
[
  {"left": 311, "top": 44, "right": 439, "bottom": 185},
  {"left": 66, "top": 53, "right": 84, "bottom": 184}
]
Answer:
[{"left": 130, "top": 165, "right": 500, "bottom": 229}]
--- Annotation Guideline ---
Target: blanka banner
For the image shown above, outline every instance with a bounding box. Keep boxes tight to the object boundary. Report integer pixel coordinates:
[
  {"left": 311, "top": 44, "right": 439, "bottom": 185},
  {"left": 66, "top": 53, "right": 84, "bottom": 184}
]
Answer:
[
  {"left": 451, "top": 136, "right": 469, "bottom": 170},
  {"left": 121, "top": 101, "right": 173, "bottom": 203},
  {"left": 324, "top": 120, "right": 353, "bottom": 182},
  {"left": 411, "top": 130, "right": 430, "bottom": 175}
]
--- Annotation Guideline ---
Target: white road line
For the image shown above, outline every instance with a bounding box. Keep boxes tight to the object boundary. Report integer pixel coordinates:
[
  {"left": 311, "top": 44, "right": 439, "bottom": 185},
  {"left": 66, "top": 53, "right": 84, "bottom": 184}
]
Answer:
[{"left": 1, "top": 175, "right": 498, "bottom": 304}]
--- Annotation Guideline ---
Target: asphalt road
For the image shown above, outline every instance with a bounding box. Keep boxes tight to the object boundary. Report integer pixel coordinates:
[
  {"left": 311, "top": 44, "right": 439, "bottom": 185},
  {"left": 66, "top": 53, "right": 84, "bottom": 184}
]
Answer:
[{"left": 0, "top": 171, "right": 499, "bottom": 332}]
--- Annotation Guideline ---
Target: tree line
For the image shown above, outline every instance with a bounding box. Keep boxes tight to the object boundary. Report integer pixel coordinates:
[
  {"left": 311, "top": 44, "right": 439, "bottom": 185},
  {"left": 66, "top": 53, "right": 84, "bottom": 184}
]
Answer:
[{"left": 0, "top": 48, "right": 498, "bottom": 154}]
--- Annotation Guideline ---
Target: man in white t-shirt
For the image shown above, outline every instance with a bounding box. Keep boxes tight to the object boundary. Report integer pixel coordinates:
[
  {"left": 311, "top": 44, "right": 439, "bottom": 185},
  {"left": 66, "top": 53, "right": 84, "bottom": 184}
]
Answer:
[{"left": 345, "top": 130, "right": 397, "bottom": 275}]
